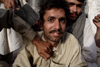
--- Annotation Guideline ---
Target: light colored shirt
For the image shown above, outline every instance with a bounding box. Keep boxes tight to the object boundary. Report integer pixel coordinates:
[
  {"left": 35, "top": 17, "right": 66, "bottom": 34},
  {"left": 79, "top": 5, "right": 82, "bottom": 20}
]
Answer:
[
  {"left": 83, "top": 18, "right": 97, "bottom": 67},
  {"left": 0, "top": 0, "right": 36, "bottom": 55},
  {"left": 0, "top": 3, "right": 22, "bottom": 55},
  {"left": 13, "top": 31, "right": 87, "bottom": 67},
  {"left": 0, "top": 8, "right": 37, "bottom": 55},
  {"left": 86, "top": 0, "right": 100, "bottom": 35}
]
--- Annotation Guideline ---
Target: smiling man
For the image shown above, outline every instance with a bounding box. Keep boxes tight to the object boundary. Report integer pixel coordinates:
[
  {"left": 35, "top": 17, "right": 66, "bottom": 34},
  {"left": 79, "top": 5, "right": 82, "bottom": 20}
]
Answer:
[
  {"left": 12, "top": 0, "right": 87, "bottom": 67},
  {"left": 42, "top": 8, "right": 67, "bottom": 47}
]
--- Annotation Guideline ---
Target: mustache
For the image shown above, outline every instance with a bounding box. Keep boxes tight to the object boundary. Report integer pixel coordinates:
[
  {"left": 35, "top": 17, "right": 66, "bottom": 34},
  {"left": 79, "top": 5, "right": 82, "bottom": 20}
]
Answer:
[
  {"left": 49, "top": 29, "right": 63, "bottom": 34},
  {"left": 70, "top": 12, "right": 78, "bottom": 15}
]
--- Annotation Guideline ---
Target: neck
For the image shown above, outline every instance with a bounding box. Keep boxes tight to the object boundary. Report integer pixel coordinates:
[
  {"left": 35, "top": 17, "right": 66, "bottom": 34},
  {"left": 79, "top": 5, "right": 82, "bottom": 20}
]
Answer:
[
  {"left": 66, "top": 19, "right": 75, "bottom": 27},
  {"left": 44, "top": 36, "right": 59, "bottom": 47},
  {"left": 47, "top": 40, "right": 58, "bottom": 47}
]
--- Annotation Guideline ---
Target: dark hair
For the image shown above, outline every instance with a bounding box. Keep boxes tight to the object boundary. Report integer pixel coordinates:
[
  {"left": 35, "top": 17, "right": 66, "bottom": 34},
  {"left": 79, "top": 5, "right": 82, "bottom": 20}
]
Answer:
[
  {"left": 39, "top": 0, "right": 69, "bottom": 22},
  {"left": 78, "top": 0, "right": 85, "bottom": 3}
]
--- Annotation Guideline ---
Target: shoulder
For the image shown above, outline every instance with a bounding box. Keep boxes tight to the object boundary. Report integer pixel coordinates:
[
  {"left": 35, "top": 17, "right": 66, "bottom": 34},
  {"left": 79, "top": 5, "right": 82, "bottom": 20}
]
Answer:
[
  {"left": 62, "top": 32, "right": 78, "bottom": 42},
  {"left": 62, "top": 32, "right": 80, "bottom": 48},
  {"left": 21, "top": 38, "right": 35, "bottom": 52},
  {"left": 37, "top": 31, "right": 44, "bottom": 37},
  {"left": 85, "top": 18, "right": 91, "bottom": 27}
]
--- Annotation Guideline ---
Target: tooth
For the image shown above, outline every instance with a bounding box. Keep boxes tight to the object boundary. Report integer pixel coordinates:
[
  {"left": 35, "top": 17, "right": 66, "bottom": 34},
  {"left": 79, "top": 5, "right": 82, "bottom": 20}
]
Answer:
[{"left": 55, "top": 33, "right": 57, "bottom": 35}]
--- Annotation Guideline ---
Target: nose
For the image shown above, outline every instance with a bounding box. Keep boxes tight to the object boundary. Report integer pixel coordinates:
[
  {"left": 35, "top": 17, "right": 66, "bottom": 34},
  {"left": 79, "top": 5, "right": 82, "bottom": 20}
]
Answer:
[
  {"left": 54, "top": 20, "right": 61, "bottom": 30},
  {"left": 70, "top": 5, "right": 77, "bottom": 12}
]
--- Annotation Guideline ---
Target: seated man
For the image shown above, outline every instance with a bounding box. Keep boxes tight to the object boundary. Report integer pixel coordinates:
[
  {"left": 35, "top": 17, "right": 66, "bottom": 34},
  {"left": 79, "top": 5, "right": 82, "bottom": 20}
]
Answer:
[{"left": 12, "top": 0, "right": 87, "bottom": 67}]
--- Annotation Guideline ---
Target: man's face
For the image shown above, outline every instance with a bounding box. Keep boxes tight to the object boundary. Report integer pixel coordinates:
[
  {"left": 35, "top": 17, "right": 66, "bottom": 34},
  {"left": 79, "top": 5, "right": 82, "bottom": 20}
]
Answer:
[
  {"left": 65, "top": 0, "right": 83, "bottom": 20},
  {"left": 43, "top": 8, "right": 67, "bottom": 43}
]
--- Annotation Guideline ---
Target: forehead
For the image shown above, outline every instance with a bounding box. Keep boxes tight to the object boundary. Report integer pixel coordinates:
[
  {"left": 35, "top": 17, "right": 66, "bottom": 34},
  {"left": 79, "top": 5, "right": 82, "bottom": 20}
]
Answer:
[
  {"left": 43, "top": 8, "right": 66, "bottom": 19},
  {"left": 65, "top": 0, "right": 83, "bottom": 5}
]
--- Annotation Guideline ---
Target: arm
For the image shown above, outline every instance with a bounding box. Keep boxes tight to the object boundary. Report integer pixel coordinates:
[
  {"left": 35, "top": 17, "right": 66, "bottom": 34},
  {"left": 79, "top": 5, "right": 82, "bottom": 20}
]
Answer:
[
  {"left": 0, "top": 9, "right": 13, "bottom": 31},
  {"left": 93, "top": 14, "right": 100, "bottom": 47},
  {"left": 82, "top": 18, "right": 97, "bottom": 62},
  {"left": 33, "top": 35, "right": 52, "bottom": 60},
  {"left": 93, "top": 14, "right": 100, "bottom": 67},
  {"left": 0, "top": 8, "right": 52, "bottom": 60},
  {"left": 0, "top": 0, "right": 15, "bottom": 10}
]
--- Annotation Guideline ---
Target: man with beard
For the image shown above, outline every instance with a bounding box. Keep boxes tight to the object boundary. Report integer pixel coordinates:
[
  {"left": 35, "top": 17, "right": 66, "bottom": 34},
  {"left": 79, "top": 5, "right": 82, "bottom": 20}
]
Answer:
[
  {"left": 32, "top": 0, "right": 98, "bottom": 67},
  {"left": 64, "top": 0, "right": 97, "bottom": 67},
  {"left": 0, "top": 0, "right": 97, "bottom": 67},
  {"left": 12, "top": 0, "right": 87, "bottom": 67}
]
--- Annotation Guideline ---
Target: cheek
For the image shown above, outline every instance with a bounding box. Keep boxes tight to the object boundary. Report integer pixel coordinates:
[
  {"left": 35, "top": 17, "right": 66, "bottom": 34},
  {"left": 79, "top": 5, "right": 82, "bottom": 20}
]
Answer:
[
  {"left": 77, "top": 8, "right": 82, "bottom": 14},
  {"left": 43, "top": 23, "right": 52, "bottom": 31},
  {"left": 61, "top": 24, "right": 66, "bottom": 31}
]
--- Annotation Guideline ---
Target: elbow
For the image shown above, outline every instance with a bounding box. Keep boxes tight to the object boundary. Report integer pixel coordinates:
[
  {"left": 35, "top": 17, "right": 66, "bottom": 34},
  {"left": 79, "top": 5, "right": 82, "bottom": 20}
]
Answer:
[{"left": 82, "top": 50, "right": 97, "bottom": 62}]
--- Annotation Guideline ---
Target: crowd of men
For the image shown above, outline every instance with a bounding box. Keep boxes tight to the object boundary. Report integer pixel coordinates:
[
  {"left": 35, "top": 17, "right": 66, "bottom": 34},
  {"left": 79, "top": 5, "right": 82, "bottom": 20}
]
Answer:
[{"left": 0, "top": 0, "right": 100, "bottom": 67}]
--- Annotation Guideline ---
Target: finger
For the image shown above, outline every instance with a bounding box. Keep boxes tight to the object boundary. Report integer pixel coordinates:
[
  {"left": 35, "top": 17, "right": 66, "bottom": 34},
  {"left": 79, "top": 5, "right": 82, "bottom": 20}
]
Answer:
[
  {"left": 49, "top": 44, "right": 53, "bottom": 51},
  {"left": 95, "top": 16, "right": 100, "bottom": 20},
  {"left": 46, "top": 48, "right": 51, "bottom": 54},
  {"left": 10, "top": 0, "right": 15, "bottom": 10},
  {"left": 43, "top": 46, "right": 51, "bottom": 54},
  {"left": 93, "top": 19, "right": 98, "bottom": 23},
  {"left": 42, "top": 51, "right": 50, "bottom": 59},
  {"left": 97, "top": 14, "right": 100, "bottom": 18},
  {"left": 39, "top": 54, "right": 47, "bottom": 61},
  {"left": 47, "top": 45, "right": 53, "bottom": 53},
  {"left": 4, "top": 3, "right": 10, "bottom": 9},
  {"left": 43, "top": 43, "right": 52, "bottom": 54}
]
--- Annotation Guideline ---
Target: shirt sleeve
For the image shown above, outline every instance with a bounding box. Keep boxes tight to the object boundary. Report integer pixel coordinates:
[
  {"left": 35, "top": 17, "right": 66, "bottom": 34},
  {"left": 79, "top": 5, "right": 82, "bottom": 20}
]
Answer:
[
  {"left": 13, "top": 14, "right": 37, "bottom": 41},
  {"left": 12, "top": 39, "right": 33, "bottom": 67},
  {"left": 0, "top": 9, "right": 12, "bottom": 31},
  {"left": 0, "top": 8, "right": 37, "bottom": 41},
  {"left": 82, "top": 18, "right": 97, "bottom": 62}
]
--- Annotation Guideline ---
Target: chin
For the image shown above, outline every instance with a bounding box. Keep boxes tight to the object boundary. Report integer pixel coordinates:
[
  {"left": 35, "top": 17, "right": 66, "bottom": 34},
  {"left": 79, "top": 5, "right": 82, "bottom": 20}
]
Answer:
[
  {"left": 69, "top": 17, "right": 77, "bottom": 21},
  {"left": 51, "top": 37, "right": 61, "bottom": 42}
]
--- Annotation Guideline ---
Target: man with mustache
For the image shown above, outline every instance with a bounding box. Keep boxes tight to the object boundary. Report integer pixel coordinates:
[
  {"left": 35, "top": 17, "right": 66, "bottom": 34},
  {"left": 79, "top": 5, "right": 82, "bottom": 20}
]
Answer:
[
  {"left": 12, "top": 0, "right": 87, "bottom": 67},
  {"left": 33, "top": 0, "right": 98, "bottom": 67},
  {"left": 65, "top": 0, "right": 97, "bottom": 67},
  {"left": 0, "top": 0, "right": 97, "bottom": 67},
  {"left": 33, "top": 0, "right": 97, "bottom": 67}
]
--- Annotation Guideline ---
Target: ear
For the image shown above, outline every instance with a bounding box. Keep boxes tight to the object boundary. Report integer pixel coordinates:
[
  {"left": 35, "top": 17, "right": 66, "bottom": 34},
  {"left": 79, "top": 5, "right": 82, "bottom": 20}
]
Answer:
[{"left": 38, "top": 19, "right": 44, "bottom": 30}]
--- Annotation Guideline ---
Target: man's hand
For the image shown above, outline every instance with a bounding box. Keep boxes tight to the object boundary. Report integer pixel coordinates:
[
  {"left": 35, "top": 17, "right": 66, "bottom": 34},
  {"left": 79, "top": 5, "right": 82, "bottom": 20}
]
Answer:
[
  {"left": 32, "top": 35, "right": 53, "bottom": 61},
  {"left": 93, "top": 14, "right": 100, "bottom": 48},
  {"left": 1, "top": 0, "right": 15, "bottom": 10},
  {"left": 93, "top": 14, "right": 100, "bottom": 29}
]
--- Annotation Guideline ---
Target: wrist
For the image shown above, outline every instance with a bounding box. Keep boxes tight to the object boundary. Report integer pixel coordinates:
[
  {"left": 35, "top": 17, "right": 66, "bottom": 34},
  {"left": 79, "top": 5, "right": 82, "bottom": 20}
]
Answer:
[
  {"left": 97, "top": 28, "right": 100, "bottom": 31},
  {"left": 32, "top": 35, "right": 41, "bottom": 46}
]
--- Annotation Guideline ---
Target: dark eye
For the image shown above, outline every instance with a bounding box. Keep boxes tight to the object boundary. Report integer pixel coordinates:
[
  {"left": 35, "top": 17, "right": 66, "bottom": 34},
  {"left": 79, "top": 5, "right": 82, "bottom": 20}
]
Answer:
[
  {"left": 77, "top": 4, "right": 82, "bottom": 8},
  {"left": 48, "top": 19, "right": 54, "bottom": 22},
  {"left": 59, "top": 18, "right": 66, "bottom": 24}
]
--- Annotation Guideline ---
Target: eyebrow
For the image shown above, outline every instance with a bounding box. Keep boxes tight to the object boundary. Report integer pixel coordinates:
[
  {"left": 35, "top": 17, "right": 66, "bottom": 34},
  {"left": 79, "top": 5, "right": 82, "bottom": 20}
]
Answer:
[
  {"left": 68, "top": 2, "right": 82, "bottom": 5},
  {"left": 60, "top": 17, "right": 67, "bottom": 20},
  {"left": 47, "top": 16, "right": 56, "bottom": 19},
  {"left": 68, "top": 2, "right": 75, "bottom": 5},
  {"left": 47, "top": 16, "right": 66, "bottom": 19}
]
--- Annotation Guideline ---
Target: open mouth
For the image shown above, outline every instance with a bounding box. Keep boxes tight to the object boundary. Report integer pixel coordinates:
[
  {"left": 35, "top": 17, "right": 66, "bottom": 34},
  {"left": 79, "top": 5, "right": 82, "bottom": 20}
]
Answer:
[
  {"left": 70, "top": 14, "right": 77, "bottom": 17},
  {"left": 52, "top": 32, "right": 61, "bottom": 37}
]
